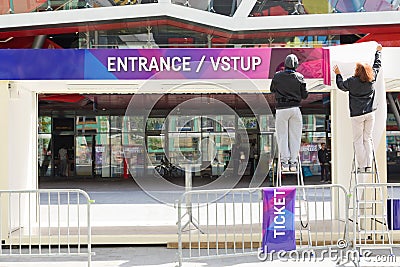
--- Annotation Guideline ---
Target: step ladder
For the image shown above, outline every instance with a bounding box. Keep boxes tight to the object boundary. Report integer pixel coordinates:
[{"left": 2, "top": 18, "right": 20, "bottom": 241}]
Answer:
[
  {"left": 276, "top": 154, "right": 305, "bottom": 187},
  {"left": 349, "top": 148, "right": 393, "bottom": 254},
  {"left": 275, "top": 153, "right": 311, "bottom": 247}
]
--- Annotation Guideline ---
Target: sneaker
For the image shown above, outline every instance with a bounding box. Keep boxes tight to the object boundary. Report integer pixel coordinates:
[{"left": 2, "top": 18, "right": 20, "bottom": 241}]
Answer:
[
  {"left": 320, "top": 179, "right": 325, "bottom": 183},
  {"left": 289, "top": 162, "right": 297, "bottom": 172},
  {"left": 364, "top": 167, "right": 372, "bottom": 173},
  {"left": 281, "top": 163, "right": 290, "bottom": 172},
  {"left": 325, "top": 180, "right": 331, "bottom": 184},
  {"left": 356, "top": 167, "right": 363, "bottom": 173}
]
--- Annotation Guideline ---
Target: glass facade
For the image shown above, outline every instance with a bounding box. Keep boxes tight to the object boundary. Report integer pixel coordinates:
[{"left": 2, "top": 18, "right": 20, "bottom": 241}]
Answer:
[
  {"left": 387, "top": 114, "right": 400, "bottom": 178},
  {"left": 36, "top": 85, "right": 342, "bottom": 181},
  {"left": 39, "top": 113, "right": 274, "bottom": 179},
  {"left": 161, "top": 115, "right": 236, "bottom": 177},
  {"left": 39, "top": 108, "right": 335, "bottom": 179},
  {"left": 38, "top": 116, "right": 52, "bottom": 176},
  {"left": 301, "top": 115, "right": 330, "bottom": 176},
  {"left": 39, "top": 95, "right": 400, "bottom": 181},
  {"left": 39, "top": 115, "right": 145, "bottom": 178}
]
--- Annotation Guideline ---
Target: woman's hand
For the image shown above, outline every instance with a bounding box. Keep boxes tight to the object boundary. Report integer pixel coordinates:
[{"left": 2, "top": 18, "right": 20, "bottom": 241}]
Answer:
[
  {"left": 333, "top": 65, "right": 341, "bottom": 75},
  {"left": 376, "top": 44, "right": 383, "bottom": 51}
]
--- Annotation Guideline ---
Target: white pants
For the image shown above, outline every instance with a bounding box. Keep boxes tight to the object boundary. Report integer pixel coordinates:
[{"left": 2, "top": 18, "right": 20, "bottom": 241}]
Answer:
[
  {"left": 351, "top": 112, "right": 375, "bottom": 169},
  {"left": 275, "top": 107, "right": 302, "bottom": 164}
]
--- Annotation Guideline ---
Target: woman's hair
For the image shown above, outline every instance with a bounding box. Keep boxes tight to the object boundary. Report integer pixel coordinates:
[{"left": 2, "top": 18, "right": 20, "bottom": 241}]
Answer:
[{"left": 354, "top": 62, "right": 374, "bottom": 82}]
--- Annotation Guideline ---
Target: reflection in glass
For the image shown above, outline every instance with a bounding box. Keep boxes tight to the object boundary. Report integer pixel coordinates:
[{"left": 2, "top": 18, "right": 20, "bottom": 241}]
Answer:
[
  {"left": 169, "top": 115, "right": 200, "bottom": 132},
  {"left": 38, "top": 116, "right": 51, "bottom": 133},
  {"left": 75, "top": 135, "right": 93, "bottom": 176},
  {"left": 124, "top": 115, "right": 145, "bottom": 132},
  {"left": 300, "top": 131, "right": 327, "bottom": 176},
  {"left": 97, "top": 116, "right": 110, "bottom": 132},
  {"left": 302, "top": 115, "right": 326, "bottom": 131},
  {"left": 260, "top": 134, "right": 274, "bottom": 156},
  {"left": 38, "top": 133, "right": 52, "bottom": 176},
  {"left": 94, "top": 133, "right": 110, "bottom": 177},
  {"left": 146, "top": 118, "right": 165, "bottom": 131},
  {"left": 166, "top": 115, "right": 236, "bottom": 176},
  {"left": 169, "top": 133, "right": 200, "bottom": 163},
  {"left": 147, "top": 135, "right": 165, "bottom": 175},
  {"left": 241, "top": 117, "right": 258, "bottom": 129},
  {"left": 259, "top": 115, "right": 275, "bottom": 132},
  {"left": 111, "top": 133, "right": 123, "bottom": 177},
  {"left": 124, "top": 134, "right": 145, "bottom": 177},
  {"left": 76, "top": 116, "right": 100, "bottom": 134},
  {"left": 201, "top": 117, "right": 215, "bottom": 132},
  {"left": 259, "top": 133, "right": 275, "bottom": 178},
  {"left": 111, "top": 116, "right": 123, "bottom": 132}
]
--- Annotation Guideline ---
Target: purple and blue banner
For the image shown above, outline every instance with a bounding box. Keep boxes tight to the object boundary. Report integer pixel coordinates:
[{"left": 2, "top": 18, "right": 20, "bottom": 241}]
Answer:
[
  {"left": 387, "top": 199, "right": 400, "bottom": 230},
  {"left": 0, "top": 48, "right": 328, "bottom": 81},
  {"left": 262, "top": 187, "right": 296, "bottom": 253}
]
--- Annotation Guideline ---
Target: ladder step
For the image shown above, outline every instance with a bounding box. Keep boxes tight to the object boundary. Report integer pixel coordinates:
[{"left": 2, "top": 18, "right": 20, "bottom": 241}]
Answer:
[
  {"left": 356, "top": 200, "right": 385, "bottom": 204},
  {"left": 357, "top": 230, "right": 391, "bottom": 234},
  {"left": 357, "top": 215, "right": 387, "bottom": 219},
  {"left": 281, "top": 171, "right": 299, "bottom": 174},
  {"left": 277, "top": 154, "right": 304, "bottom": 187}
]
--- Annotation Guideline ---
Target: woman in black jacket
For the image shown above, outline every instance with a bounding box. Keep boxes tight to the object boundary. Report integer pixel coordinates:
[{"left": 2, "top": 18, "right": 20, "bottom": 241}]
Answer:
[{"left": 333, "top": 44, "right": 382, "bottom": 173}]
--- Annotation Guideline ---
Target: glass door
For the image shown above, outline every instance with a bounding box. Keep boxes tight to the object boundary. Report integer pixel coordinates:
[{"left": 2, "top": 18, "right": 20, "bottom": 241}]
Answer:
[
  {"left": 94, "top": 133, "right": 110, "bottom": 177},
  {"left": 146, "top": 135, "right": 165, "bottom": 175},
  {"left": 38, "top": 116, "right": 52, "bottom": 177},
  {"left": 76, "top": 135, "right": 94, "bottom": 176}
]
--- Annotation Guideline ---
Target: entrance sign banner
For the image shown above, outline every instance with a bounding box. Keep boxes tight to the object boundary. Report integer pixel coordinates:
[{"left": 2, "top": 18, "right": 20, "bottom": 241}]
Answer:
[
  {"left": 0, "top": 48, "right": 326, "bottom": 80},
  {"left": 0, "top": 49, "right": 85, "bottom": 80},
  {"left": 90, "top": 49, "right": 270, "bottom": 79},
  {"left": 262, "top": 187, "right": 296, "bottom": 253}
]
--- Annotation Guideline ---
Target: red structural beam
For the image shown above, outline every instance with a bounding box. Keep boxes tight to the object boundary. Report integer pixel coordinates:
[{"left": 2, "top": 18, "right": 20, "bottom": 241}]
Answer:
[
  {"left": 356, "top": 33, "right": 400, "bottom": 47},
  {"left": 39, "top": 94, "right": 86, "bottom": 103}
]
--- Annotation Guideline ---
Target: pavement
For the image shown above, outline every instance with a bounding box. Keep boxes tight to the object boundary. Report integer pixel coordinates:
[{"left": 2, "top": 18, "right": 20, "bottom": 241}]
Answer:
[
  {"left": 0, "top": 246, "right": 399, "bottom": 267},
  {"left": 37, "top": 175, "right": 330, "bottom": 227},
  {"left": 38, "top": 174, "right": 328, "bottom": 204}
]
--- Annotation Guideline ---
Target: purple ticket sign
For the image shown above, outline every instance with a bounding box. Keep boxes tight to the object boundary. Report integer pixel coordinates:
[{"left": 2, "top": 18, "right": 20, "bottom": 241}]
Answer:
[{"left": 262, "top": 187, "right": 296, "bottom": 253}]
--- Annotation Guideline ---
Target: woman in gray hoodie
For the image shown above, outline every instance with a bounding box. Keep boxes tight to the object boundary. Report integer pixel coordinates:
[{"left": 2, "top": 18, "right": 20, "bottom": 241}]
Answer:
[{"left": 270, "top": 54, "right": 308, "bottom": 172}]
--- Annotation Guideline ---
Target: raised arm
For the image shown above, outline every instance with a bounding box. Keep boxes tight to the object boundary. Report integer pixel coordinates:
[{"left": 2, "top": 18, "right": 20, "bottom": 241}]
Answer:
[
  {"left": 372, "top": 44, "right": 382, "bottom": 82},
  {"left": 333, "top": 65, "right": 349, "bottom": 92},
  {"left": 298, "top": 74, "right": 308, "bottom": 99}
]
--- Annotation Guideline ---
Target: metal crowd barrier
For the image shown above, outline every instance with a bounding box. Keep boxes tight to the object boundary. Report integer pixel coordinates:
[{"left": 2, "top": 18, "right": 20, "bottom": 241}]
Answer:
[
  {"left": 177, "top": 184, "right": 349, "bottom": 266},
  {"left": 0, "top": 189, "right": 93, "bottom": 266},
  {"left": 352, "top": 183, "right": 400, "bottom": 254}
]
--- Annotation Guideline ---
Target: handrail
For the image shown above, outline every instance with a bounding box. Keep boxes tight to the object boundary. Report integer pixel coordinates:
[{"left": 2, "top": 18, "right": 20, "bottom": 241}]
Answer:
[{"left": 0, "top": 189, "right": 93, "bottom": 266}]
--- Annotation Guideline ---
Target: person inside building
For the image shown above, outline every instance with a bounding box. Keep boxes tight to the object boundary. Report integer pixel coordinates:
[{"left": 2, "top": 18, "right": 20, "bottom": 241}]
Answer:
[
  {"left": 58, "top": 146, "right": 68, "bottom": 177},
  {"left": 249, "top": 142, "right": 258, "bottom": 176},
  {"left": 231, "top": 140, "right": 240, "bottom": 176},
  {"left": 270, "top": 54, "right": 308, "bottom": 172},
  {"left": 333, "top": 44, "right": 382, "bottom": 173},
  {"left": 318, "top": 143, "right": 330, "bottom": 182}
]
